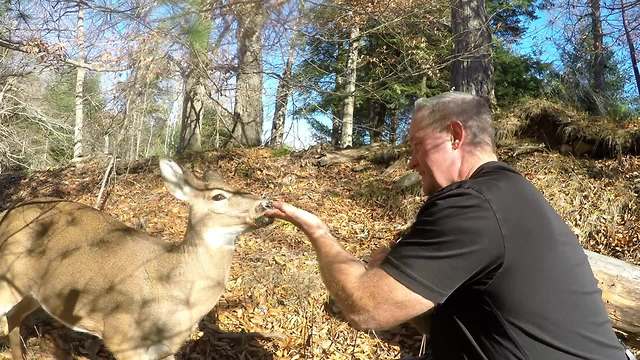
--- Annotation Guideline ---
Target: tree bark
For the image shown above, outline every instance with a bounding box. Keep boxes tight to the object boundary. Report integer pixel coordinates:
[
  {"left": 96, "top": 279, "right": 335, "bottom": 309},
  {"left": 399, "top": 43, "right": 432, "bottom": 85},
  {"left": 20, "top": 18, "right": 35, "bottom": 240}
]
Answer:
[
  {"left": 145, "top": 120, "right": 155, "bottom": 158},
  {"left": 178, "top": 75, "right": 204, "bottom": 153},
  {"left": 389, "top": 111, "right": 399, "bottom": 145},
  {"left": 371, "top": 102, "right": 386, "bottom": 143},
  {"left": 134, "top": 89, "right": 149, "bottom": 160},
  {"left": 270, "top": 36, "right": 297, "bottom": 147},
  {"left": 591, "top": 0, "right": 605, "bottom": 94},
  {"left": 177, "top": 2, "right": 211, "bottom": 154},
  {"left": 332, "top": 73, "right": 344, "bottom": 147},
  {"left": 232, "top": 1, "right": 266, "bottom": 147},
  {"left": 73, "top": 4, "right": 86, "bottom": 161},
  {"left": 340, "top": 25, "right": 359, "bottom": 149},
  {"left": 103, "top": 134, "right": 110, "bottom": 154},
  {"left": 621, "top": 0, "right": 640, "bottom": 96},
  {"left": 451, "top": 0, "right": 494, "bottom": 102}
]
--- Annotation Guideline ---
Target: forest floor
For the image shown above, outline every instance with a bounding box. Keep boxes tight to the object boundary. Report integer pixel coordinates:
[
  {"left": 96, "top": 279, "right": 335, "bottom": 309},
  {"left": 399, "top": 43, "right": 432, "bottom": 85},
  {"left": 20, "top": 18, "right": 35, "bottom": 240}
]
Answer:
[{"left": 0, "top": 136, "right": 639, "bottom": 359}]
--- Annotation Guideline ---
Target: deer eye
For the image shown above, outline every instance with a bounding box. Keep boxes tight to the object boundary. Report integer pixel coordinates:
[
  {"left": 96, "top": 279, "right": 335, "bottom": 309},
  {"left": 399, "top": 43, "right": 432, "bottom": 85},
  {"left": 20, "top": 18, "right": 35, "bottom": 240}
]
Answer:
[{"left": 212, "top": 193, "right": 227, "bottom": 201}]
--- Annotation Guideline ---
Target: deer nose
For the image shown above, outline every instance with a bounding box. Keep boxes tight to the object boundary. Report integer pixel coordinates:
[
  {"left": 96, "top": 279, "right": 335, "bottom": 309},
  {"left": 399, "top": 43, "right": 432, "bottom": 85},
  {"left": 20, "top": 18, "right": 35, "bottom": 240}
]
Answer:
[
  {"left": 254, "top": 200, "right": 274, "bottom": 227},
  {"left": 256, "top": 199, "right": 273, "bottom": 213}
]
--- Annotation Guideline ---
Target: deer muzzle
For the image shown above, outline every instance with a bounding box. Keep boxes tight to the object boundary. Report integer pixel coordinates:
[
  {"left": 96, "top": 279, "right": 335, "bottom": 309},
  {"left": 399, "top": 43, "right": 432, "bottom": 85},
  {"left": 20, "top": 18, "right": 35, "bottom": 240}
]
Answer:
[{"left": 254, "top": 199, "right": 274, "bottom": 227}]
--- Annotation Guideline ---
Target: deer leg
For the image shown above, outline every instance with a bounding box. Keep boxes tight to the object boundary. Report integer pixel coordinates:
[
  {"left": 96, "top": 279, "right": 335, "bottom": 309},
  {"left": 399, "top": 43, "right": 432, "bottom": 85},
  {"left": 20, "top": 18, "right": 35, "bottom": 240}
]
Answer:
[{"left": 6, "top": 296, "right": 40, "bottom": 360}]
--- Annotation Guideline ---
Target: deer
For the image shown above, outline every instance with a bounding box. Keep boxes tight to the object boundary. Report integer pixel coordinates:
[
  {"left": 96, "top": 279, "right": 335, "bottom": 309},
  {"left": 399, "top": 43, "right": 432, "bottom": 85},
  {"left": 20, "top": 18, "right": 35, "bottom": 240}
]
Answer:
[{"left": 0, "top": 158, "right": 273, "bottom": 359}]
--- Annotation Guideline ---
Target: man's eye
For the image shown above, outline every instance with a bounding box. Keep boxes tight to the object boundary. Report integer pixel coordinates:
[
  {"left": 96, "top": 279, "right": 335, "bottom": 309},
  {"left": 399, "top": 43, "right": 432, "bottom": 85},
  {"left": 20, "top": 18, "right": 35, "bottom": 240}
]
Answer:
[{"left": 212, "top": 194, "right": 227, "bottom": 201}]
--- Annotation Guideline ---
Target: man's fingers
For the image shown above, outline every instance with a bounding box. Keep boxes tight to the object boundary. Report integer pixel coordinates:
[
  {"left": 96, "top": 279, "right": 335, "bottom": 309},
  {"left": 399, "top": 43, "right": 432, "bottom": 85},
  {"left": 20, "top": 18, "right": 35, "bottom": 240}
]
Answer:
[
  {"left": 270, "top": 201, "right": 307, "bottom": 221},
  {"left": 271, "top": 201, "right": 288, "bottom": 211},
  {"left": 264, "top": 208, "right": 288, "bottom": 219},
  {"left": 264, "top": 201, "right": 325, "bottom": 233}
]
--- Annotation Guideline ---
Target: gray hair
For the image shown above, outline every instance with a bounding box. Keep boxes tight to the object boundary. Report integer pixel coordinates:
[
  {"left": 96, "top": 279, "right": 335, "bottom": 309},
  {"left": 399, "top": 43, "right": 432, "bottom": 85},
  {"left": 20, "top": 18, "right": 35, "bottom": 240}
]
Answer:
[{"left": 412, "top": 92, "right": 495, "bottom": 148}]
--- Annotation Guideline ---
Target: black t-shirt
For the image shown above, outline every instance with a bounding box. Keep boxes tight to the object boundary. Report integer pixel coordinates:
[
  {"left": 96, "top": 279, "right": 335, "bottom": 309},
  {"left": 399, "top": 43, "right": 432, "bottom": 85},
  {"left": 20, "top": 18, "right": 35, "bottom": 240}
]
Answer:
[{"left": 381, "top": 161, "right": 625, "bottom": 360}]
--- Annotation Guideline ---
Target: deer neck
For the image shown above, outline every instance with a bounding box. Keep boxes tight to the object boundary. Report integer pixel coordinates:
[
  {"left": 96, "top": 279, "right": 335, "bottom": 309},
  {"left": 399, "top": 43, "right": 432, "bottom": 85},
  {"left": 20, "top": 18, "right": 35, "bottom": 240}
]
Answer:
[
  {"left": 169, "top": 211, "right": 245, "bottom": 282},
  {"left": 183, "top": 209, "right": 247, "bottom": 250},
  {"left": 153, "top": 213, "right": 243, "bottom": 318}
]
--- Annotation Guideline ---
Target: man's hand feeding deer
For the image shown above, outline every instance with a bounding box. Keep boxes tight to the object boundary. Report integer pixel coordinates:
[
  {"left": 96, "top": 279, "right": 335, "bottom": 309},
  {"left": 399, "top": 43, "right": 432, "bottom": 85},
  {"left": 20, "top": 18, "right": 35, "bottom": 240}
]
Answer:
[{"left": 0, "top": 158, "right": 272, "bottom": 359}]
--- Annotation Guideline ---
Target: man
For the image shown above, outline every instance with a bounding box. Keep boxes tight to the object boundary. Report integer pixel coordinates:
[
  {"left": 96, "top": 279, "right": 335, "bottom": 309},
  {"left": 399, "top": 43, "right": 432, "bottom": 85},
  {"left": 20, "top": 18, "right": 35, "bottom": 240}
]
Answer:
[{"left": 265, "top": 92, "right": 628, "bottom": 359}]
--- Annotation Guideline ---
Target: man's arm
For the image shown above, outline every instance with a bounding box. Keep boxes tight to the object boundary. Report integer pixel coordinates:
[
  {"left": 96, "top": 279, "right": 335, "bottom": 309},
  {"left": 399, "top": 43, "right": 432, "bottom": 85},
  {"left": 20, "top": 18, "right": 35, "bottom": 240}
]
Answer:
[{"left": 265, "top": 202, "right": 434, "bottom": 330}]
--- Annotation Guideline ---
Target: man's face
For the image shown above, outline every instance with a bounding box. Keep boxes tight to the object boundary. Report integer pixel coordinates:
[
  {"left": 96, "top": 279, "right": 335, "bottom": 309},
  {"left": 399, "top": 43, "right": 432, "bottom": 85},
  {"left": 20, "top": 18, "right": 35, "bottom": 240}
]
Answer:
[{"left": 408, "top": 121, "right": 457, "bottom": 196}]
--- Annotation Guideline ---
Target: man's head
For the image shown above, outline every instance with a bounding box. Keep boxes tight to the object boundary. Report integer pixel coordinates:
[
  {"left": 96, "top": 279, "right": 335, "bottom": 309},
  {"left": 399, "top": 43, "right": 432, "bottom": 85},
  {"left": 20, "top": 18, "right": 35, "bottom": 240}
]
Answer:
[{"left": 408, "top": 92, "right": 496, "bottom": 195}]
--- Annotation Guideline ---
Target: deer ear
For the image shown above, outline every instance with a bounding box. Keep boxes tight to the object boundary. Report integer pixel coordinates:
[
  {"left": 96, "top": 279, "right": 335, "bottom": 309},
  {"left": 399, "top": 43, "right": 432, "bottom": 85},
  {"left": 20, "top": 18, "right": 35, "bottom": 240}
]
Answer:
[{"left": 159, "top": 159, "right": 190, "bottom": 201}]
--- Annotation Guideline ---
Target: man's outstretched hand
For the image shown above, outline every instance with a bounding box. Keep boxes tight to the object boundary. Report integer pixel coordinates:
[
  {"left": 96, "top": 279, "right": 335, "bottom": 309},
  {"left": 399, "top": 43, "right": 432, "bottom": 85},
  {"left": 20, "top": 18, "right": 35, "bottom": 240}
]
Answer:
[{"left": 264, "top": 201, "right": 330, "bottom": 239}]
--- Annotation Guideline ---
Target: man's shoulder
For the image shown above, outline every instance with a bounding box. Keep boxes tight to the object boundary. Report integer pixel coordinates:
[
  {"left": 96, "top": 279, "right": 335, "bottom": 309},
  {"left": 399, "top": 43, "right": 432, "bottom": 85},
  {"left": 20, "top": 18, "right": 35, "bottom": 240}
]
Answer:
[
  {"left": 423, "top": 162, "right": 516, "bottom": 205},
  {"left": 465, "top": 161, "right": 534, "bottom": 203},
  {"left": 469, "top": 161, "right": 524, "bottom": 187},
  {"left": 417, "top": 181, "right": 502, "bottom": 236}
]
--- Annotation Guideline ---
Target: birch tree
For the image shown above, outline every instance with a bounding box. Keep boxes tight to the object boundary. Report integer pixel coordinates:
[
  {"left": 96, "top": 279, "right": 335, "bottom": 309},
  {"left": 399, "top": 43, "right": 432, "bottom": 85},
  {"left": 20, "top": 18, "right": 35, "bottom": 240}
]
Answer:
[
  {"left": 73, "top": 3, "right": 86, "bottom": 161},
  {"left": 340, "top": 24, "right": 359, "bottom": 148}
]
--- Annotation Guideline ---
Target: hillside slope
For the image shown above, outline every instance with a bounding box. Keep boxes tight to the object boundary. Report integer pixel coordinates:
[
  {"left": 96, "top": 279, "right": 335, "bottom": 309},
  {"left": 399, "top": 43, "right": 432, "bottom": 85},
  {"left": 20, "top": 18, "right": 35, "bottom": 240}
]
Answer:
[{"left": 0, "top": 143, "right": 638, "bottom": 359}]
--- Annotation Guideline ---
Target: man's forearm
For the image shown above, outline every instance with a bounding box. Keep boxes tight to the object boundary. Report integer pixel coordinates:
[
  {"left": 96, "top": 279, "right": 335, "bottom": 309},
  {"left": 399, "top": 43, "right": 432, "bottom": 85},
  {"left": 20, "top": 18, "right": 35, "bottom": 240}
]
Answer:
[{"left": 304, "top": 226, "right": 371, "bottom": 322}]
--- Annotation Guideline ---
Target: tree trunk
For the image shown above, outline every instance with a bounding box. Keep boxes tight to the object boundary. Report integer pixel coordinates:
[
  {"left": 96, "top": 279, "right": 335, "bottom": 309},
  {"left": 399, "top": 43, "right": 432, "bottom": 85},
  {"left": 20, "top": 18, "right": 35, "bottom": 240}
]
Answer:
[
  {"left": 451, "top": 0, "right": 494, "bottom": 102},
  {"left": 233, "top": 2, "right": 265, "bottom": 147},
  {"left": 129, "top": 119, "right": 137, "bottom": 161},
  {"left": 585, "top": 250, "right": 640, "bottom": 345},
  {"left": 270, "top": 36, "right": 297, "bottom": 147},
  {"left": 591, "top": 0, "right": 605, "bottom": 94},
  {"left": 621, "top": 0, "right": 640, "bottom": 96},
  {"left": 145, "top": 120, "right": 155, "bottom": 158},
  {"left": 389, "top": 111, "right": 398, "bottom": 145},
  {"left": 371, "top": 102, "right": 386, "bottom": 143},
  {"left": 341, "top": 25, "right": 359, "bottom": 149},
  {"left": 177, "top": 3, "right": 211, "bottom": 154},
  {"left": 178, "top": 75, "right": 204, "bottom": 153},
  {"left": 73, "top": 4, "right": 86, "bottom": 161},
  {"left": 332, "top": 73, "right": 344, "bottom": 147},
  {"left": 103, "top": 133, "right": 110, "bottom": 154},
  {"left": 134, "top": 90, "right": 148, "bottom": 160},
  {"left": 135, "top": 117, "right": 142, "bottom": 160}
]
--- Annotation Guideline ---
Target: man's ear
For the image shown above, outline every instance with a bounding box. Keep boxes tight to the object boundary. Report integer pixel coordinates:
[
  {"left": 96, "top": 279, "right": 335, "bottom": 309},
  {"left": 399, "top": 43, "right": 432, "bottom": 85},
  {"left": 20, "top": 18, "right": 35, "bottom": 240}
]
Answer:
[{"left": 450, "top": 121, "right": 465, "bottom": 149}]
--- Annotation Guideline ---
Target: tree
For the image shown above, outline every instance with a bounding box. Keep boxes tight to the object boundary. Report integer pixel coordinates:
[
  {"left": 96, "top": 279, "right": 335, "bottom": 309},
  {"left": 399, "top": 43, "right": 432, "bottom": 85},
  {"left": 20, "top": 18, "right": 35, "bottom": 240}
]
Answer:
[
  {"left": 73, "top": 2, "right": 86, "bottom": 161},
  {"left": 493, "top": 45, "right": 553, "bottom": 106},
  {"left": 621, "top": 0, "right": 640, "bottom": 95},
  {"left": 177, "top": 0, "right": 214, "bottom": 154},
  {"left": 487, "top": 0, "right": 546, "bottom": 43},
  {"left": 45, "top": 70, "right": 104, "bottom": 152},
  {"left": 292, "top": 0, "right": 450, "bottom": 146},
  {"left": 555, "top": 23, "right": 627, "bottom": 114},
  {"left": 270, "top": 1, "right": 304, "bottom": 148},
  {"left": 451, "top": 0, "right": 494, "bottom": 101},
  {"left": 542, "top": 0, "right": 640, "bottom": 116},
  {"left": 232, "top": 1, "right": 266, "bottom": 147},
  {"left": 340, "top": 24, "right": 359, "bottom": 148},
  {"left": 270, "top": 38, "right": 297, "bottom": 147},
  {"left": 591, "top": 0, "right": 606, "bottom": 95}
]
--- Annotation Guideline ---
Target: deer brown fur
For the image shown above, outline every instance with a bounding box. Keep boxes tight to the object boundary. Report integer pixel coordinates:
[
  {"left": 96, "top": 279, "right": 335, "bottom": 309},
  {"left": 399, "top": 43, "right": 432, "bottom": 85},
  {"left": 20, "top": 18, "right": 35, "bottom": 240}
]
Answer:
[{"left": 0, "top": 159, "right": 272, "bottom": 359}]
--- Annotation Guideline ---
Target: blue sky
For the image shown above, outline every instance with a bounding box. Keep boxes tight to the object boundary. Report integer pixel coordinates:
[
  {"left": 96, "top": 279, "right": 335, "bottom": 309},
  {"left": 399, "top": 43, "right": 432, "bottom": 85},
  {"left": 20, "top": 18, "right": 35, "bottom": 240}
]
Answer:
[
  {"left": 515, "top": 10, "right": 561, "bottom": 65},
  {"left": 515, "top": 5, "right": 638, "bottom": 98}
]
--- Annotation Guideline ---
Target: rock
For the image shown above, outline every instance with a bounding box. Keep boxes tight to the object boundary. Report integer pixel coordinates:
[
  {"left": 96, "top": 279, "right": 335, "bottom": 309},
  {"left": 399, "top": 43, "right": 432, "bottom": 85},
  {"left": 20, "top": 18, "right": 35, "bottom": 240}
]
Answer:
[{"left": 393, "top": 171, "right": 421, "bottom": 190}]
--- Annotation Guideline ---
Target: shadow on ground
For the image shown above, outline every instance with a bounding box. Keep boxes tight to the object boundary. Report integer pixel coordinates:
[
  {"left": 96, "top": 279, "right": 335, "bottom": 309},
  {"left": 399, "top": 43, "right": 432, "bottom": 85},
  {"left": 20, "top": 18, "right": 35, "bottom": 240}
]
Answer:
[{"left": 0, "top": 308, "right": 274, "bottom": 360}]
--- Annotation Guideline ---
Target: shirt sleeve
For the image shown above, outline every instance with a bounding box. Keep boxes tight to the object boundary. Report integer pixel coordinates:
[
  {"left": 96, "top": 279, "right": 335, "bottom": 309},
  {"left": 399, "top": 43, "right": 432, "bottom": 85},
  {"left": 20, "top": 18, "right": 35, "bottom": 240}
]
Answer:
[{"left": 380, "top": 186, "right": 504, "bottom": 304}]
